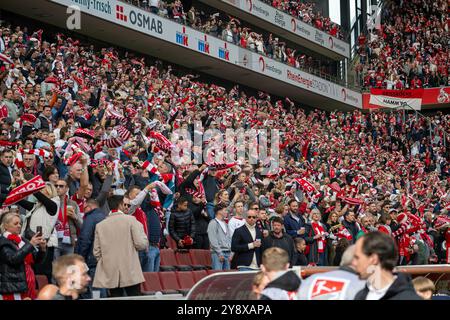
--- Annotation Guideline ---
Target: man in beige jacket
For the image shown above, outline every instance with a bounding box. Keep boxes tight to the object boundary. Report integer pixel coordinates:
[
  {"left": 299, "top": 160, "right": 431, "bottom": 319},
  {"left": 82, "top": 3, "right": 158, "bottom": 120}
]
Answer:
[{"left": 93, "top": 195, "right": 148, "bottom": 297}]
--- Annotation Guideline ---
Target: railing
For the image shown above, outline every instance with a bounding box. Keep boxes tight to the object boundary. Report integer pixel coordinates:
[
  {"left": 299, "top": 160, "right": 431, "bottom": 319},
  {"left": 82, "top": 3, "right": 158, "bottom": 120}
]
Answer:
[{"left": 119, "top": 0, "right": 357, "bottom": 90}]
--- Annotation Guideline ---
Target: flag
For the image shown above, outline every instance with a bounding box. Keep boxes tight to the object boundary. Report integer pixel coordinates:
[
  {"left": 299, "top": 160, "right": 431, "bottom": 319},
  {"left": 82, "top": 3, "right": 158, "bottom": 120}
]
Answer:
[
  {"left": 0, "top": 53, "right": 14, "bottom": 65},
  {"left": 294, "top": 178, "right": 316, "bottom": 194},
  {"left": 2, "top": 176, "right": 46, "bottom": 207},
  {"left": 369, "top": 89, "right": 423, "bottom": 110}
]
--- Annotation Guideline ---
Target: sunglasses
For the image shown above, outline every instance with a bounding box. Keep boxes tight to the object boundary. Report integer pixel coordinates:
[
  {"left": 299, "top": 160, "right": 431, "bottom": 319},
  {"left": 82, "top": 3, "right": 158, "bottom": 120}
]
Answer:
[
  {"left": 247, "top": 216, "right": 257, "bottom": 219},
  {"left": 55, "top": 184, "right": 66, "bottom": 188},
  {"left": 123, "top": 203, "right": 131, "bottom": 208}
]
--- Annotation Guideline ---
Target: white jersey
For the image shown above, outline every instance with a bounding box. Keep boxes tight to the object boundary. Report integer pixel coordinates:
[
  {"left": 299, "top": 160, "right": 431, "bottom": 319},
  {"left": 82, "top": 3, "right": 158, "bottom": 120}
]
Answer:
[{"left": 297, "top": 267, "right": 366, "bottom": 300}]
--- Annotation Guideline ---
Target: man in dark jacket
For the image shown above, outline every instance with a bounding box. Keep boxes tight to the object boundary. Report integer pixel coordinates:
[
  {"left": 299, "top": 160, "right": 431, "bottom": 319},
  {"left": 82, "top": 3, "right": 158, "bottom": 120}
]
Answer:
[
  {"left": 262, "top": 217, "right": 295, "bottom": 266},
  {"left": 74, "top": 198, "right": 106, "bottom": 299},
  {"left": 0, "top": 149, "right": 14, "bottom": 206},
  {"left": 202, "top": 167, "right": 220, "bottom": 218},
  {"left": 283, "top": 200, "right": 307, "bottom": 239},
  {"left": 168, "top": 197, "right": 196, "bottom": 249},
  {"left": 342, "top": 211, "right": 361, "bottom": 244},
  {"left": 231, "top": 209, "right": 263, "bottom": 270},
  {"left": 260, "top": 247, "right": 301, "bottom": 300},
  {"left": 353, "top": 231, "right": 422, "bottom": 300}
]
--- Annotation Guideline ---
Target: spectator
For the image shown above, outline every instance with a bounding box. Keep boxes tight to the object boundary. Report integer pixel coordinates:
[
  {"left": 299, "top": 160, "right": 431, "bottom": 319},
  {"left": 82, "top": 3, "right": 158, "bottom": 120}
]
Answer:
[
  {"left": 353, "top": 231, "right": 422, "bottom": 300},
  {"left": 304, "top": 208, "right": 328, "bottom": 266},
  {"left": 0, "top": 212, "right": 46, "bottom": 300},
  {"left": 283, "top": 200, "right": 307, "bottom": 239},
  {"left": 75, "top": 198, "right": 107, "bottom": 298},
  {"left": 207, "top": 203, "right": 232, "bottom": 270},
  {"left": 19, "top": 182, "right": 58, "bottom": 282},
  {"left": 231, "top": 209, "right": 263, "bottom": 271},
  {"left": 228, "top": 200, "right": 246, "bottom": 238},
  {"left": 93, "top": 195, "right": 148, "bottom": 297},
  {"left": 259, "top": 247, "right": 301, "bottom": 300},
  {"left": 338, "top": 211, "right": 361, "bottom": 244},
  {"left": 168, "top": 196, "right": 196, "bottom": 250},
  {"left": 51, "top": 254, "right": 91, "bottom": 300},
  {"left": 251, "top": 271, "right": 270, "bottom": 299},
  {"left": 412, "top": 276, "right": 435, "bottom": 300},
  {"left": 292, "top": 237, "right": 308, "bottom": 266},
  {"left": 262, "top": 216, "right": 295, "bottom": 266},
  {"left": 54, "top": 178, "right": 83, "bottom": 258}
]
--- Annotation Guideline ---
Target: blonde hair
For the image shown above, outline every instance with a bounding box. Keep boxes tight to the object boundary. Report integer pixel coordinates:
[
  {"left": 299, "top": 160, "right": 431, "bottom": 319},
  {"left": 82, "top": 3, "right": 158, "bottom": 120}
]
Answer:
[
  {"left": 44, "top": 183, "right": 58, "bottom": 199},
  {"left": 412, "top": 277, "right": 435, "bottom": 293},
  {"left": 262, "top": 247, "right": 289, "bottom": 272},
  {"left": 252, "top": 271, "right": 266, "bottom": 287},
  {"left": 0, "top": 212, "right": 21, "bottom": 233}
]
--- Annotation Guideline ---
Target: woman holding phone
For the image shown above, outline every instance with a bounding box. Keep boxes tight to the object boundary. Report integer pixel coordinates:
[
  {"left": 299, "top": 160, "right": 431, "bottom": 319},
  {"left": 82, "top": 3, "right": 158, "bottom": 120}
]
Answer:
[
  {"left": 17, "top": 182, "right": 59, "bottom": 282},
  {"left": 0, "top": 212, "right": 47, "bottom": 300}
]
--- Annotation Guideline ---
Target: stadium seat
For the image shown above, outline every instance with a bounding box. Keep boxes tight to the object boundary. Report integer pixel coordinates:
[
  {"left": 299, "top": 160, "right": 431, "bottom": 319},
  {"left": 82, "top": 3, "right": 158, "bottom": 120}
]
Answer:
[
  {"left": 35, "top": 275, "right": 48, "bottom": 291},
  {"left": 159, "top": 271, "right": 185, "bottom": 295},
  {"left": 176, "top": 251, "right": 206, "bottom": 270},
  {"left": 189, "top": 249, "right": 212, "bottom": 269},
  {"left": 160, "top": 249, "right": 192, "bottom": 271},
  {"left": 176, "top": 271, "right": 196, "bottom": 293},
  {"left": 166, "top": 235, "right": 178, "bottom": 250},
  {"left": 192, "top": 270, "right": 208, "bottom": 283},
  {"left": 141, "top": 272, "right": 178, "bottom": 295}
]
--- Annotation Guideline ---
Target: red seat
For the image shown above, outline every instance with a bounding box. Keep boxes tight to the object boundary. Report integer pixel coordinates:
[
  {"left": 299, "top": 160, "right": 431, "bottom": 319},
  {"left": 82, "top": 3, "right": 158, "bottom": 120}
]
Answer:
[
  {"left": 176, "top": 271, "right": 195, "bottom": 290},
  {"left": 190, "top": 249, "right": 212, "bottom": 269},
  {"left": 159, "top": 271, "right": 183, "bottom": 294},
  {"left": 166, "top": 235, "right": 178, "bottom": 250},
  {"left": 161, "top": 249, "right": 192, "bottom": 271},
  {"left": 142, "top": 272, "right": 163, "bottom": 295},
  {"left": 175, "top": 251, "right": 193, "bottom": 265},
  {"left": 35, "top": 275, "right": 48, "bottom": 291},
  {"left": 192, "top": 270, "right": 208, "bottom": 282}
]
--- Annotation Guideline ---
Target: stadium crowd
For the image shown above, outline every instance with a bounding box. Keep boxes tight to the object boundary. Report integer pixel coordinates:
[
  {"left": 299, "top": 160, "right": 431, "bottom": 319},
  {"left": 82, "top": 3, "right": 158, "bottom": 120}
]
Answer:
[
  {"left": 355, "top": 0, "right": 449, "bottom": 89},
  {"left": 122, "top": 0, "right": 339, "bottom": 81},
  {"left": 263, "top": 0, "right": 344, "bottom": 40},
  {"left": 0, "top": 17, "right": 449, "bottom": 300}
]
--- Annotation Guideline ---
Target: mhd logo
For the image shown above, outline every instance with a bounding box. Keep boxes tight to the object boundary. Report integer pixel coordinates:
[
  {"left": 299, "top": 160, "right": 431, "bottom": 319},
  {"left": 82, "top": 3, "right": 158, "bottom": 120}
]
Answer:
[
  {"left": 176, "top": 26, "right": 188, "bottom": 46},
  {"left": 328, "top": 36, "right": 334, "bottom": 49},
  {"left": 198, "top": 35, "right": 210, "bottom": 54},
  {"left": 259, "top": 57, "right": 265, "bottom": 71},
  {"left": 219, "top": 42, "right": 229, "bottom": 61}
]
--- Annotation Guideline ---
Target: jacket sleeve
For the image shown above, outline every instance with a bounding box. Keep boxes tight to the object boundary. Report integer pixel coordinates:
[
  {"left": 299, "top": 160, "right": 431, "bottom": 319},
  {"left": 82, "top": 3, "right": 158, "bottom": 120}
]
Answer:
[
  {"left": 284, "top": 218, "right": 298, "bottom": 238},
  {"left": 189, "top": 212, "right": 196, "bottom": 239},
  {"left": 304, "top": 224, "right": 315, "bottom": 244},
  {"left": 131, "top": 219, "right": 148, "bottom": 251},
  {"left": 128, "top": 188, "right": 148, "bottom": 215},
  {"left": 231, "top": 228, "right": 251, "bottom": 253},
  {"left": 93, "top": 227, "right": 101, "bottom": 261},
  {"left": 95, "top": 174, "right": 113, "bottom": 208},
  {"left": 168, "top": 213, "right": 180, "bottom": 242},
  {"left": 75, "top": 215, "right": 95, "bottom": 259},
  {"left": 0, "top": 242, "right": 35, "bottom": 266},
  {"left": 207, "top": 221, "right": 221, "bottom": 256},
  {"left": 34, "top": 192, "right": 57, "bottom": 216}
]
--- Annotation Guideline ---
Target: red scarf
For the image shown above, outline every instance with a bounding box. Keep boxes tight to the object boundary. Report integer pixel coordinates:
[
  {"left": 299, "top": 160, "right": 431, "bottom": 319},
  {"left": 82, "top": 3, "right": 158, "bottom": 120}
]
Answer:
[
  {"left": 312, "top": 222, "right": 326, "bottom": 253},
  {"left": 3, "top": 234, "right": 36, "bottom": 300},
  {"left": 56, "top": 196, "right": 71, "bottom": 244}
]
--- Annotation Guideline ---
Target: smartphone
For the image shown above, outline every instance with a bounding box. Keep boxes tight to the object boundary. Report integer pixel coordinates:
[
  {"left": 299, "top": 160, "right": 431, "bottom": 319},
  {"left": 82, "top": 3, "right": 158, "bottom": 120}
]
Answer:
[{"left": 36, "top": 226, "right": 43, "bottom": 236}]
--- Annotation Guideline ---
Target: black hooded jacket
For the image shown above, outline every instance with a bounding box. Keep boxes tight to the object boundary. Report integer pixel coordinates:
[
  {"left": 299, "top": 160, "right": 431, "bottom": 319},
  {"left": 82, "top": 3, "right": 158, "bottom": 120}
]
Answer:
[
  {"left": 260, "top": 270, "right": 302, "bottom": 300},
  {"left": 354, "top": 272, "right": 422, "bottom": 300}
]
